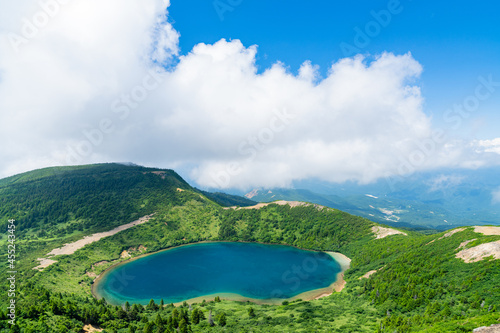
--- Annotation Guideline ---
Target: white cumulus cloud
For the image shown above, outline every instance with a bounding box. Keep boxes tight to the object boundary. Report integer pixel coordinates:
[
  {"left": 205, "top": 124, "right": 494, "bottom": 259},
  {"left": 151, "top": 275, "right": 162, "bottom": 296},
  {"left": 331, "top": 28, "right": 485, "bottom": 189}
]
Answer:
[
  {"left": 1, "top": 0, "right": 499, "bottom": 189},
  {"left": 476, "top": 138, "right": 500, "bottom": 155}
]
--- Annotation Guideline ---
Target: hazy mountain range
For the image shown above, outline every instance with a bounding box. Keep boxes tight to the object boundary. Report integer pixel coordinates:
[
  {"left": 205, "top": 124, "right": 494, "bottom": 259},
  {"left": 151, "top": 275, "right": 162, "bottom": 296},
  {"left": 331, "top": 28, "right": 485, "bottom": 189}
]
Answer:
[{"left": 242, "top": 167, "right": 500, "bottom": 230}]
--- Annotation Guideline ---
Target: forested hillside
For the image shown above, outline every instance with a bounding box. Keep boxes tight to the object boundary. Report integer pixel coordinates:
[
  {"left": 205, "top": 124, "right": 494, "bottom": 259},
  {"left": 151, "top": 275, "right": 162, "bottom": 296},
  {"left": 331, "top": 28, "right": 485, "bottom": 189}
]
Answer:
[
  {"left": 0, "top": 164, "right": 499, "bottom": 332},
  {"left": 0, "top": 164, "right": 189, "bottom": 238},
  {"left": 0, "top": 164, "right": 252, "bottom": 241}
]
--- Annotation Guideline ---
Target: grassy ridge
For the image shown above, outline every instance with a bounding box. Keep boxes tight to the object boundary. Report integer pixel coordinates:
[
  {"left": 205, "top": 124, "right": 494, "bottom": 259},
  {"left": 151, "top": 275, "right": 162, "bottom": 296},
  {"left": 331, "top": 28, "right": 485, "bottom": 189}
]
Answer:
[{"left": 0, "top": 164, "right": 190, "bottom": 241}]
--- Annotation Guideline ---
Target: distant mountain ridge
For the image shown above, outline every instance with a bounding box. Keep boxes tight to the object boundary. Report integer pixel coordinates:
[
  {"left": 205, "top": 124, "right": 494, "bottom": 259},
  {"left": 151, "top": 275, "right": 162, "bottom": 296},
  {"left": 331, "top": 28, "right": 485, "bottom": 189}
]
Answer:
[{"left": 245, "top": 167, "right": 500, "bottom": 230}]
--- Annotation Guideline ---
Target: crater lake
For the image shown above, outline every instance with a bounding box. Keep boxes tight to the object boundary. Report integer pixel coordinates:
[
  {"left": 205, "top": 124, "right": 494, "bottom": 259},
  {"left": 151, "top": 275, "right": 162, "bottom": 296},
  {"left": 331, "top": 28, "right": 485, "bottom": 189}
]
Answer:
[{"left": 93, "top": 242, "right": 344, "bottom": 305}]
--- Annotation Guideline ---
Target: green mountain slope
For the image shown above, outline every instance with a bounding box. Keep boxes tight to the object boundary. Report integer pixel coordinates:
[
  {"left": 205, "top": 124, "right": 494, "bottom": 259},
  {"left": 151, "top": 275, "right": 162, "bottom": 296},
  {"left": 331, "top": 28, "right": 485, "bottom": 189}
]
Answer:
[
  {"left": 0, "top": 163, "right": 189, "bottom": 237},
  {"left": 0, "top": 164, "right": 499, "bottom": 332},
  {"left": 0, "top": 163, "right": 253, "bottom": 241}
]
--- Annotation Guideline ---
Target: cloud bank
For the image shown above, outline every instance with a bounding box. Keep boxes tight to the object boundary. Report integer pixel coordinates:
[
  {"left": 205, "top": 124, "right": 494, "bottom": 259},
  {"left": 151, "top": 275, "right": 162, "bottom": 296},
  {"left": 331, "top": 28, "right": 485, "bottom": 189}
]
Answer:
[{"left": 1, "top": 0, "right": 499, "bottom": 189}]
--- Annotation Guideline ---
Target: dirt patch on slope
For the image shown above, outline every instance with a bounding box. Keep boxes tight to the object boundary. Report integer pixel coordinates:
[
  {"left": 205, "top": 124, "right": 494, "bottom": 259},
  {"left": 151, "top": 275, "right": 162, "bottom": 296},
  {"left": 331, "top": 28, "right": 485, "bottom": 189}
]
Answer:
[
  {"left": 83, "top": 324, "right": 103, "bottom": 332},
  {"left": 224, "top": 200, "right": 327, "bottom": 211},
  {"left": 456, "top": 240, "right": 500, "bottom": 263},
  {"left": 33, "top": 258, "right": 58, "bottom": 270},
  {"left": 245, "top": 189, "right": 259, "bottom": 199},
  {"left": 34, "top": 214, "right": 155, "bottom": 271},
  {"left": 359, "top": 266, "right": 385, "bottom": 280},
  {"left": 48, "top": 214, "right": 154, "bottom": 257},
  {"left": 457, "top": 239, "right": 477, "bottom": 250},
  {"left": 359, "top": 270, "right": 378, "bottom": 279},
  {"left": 372, "top": 226, "right": 407, "bottom": 239},
  {"left": 473, "top": 323, "right": 500, "bottom": 332},
  {"left": 474, "top": 226, "right": 500, "bottom": 236},
  {"left": 120, "top": 250, "right": 131, "bottom": 258},
  {"left": 427, "top": 228, "right": 466, "bottom": 245},
  {"left": 441, "top": 228, "right": 466, "bottom": 239}
]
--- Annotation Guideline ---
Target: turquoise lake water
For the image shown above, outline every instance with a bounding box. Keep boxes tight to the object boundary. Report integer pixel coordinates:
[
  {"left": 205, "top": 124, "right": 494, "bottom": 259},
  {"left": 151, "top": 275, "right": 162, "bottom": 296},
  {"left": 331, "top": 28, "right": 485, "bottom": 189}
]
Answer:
[{"left": 94, "top": 242, "right": 341, "bottom": 305}]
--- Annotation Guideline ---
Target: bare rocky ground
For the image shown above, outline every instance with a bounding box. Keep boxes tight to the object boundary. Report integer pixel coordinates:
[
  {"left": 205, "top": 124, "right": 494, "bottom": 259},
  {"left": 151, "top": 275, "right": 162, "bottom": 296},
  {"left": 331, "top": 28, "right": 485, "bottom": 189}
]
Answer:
[
  {"left": 456, "top": 240, "right": 500, "bottom": 263},
  {"left": 371, "top": 226, "right": 407, "bottom": 239},
  {"left": 359, "top": 270, "right": 378, "bottom": 279},
  {"left": 473, "top": 324, "right": 500, "bottom": 332},
  {"left": 474, "top": 226, "right": 500, "bottom": 236},
  {"left": 225, "top": 200, "right": 317, "bottom": 210},
  {"left": 33, "top": 214, "right": 155, "bottom": 270},
  {"left": 456, "top": 226, "right": 500, "bottom": 263}
]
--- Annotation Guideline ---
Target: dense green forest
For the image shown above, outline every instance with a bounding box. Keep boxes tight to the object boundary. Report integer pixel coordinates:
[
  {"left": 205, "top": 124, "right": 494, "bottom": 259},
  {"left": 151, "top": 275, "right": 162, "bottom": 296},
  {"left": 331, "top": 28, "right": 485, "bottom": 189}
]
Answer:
[{"left": 0, "top": 164, "right": 499, "bottom": 332}]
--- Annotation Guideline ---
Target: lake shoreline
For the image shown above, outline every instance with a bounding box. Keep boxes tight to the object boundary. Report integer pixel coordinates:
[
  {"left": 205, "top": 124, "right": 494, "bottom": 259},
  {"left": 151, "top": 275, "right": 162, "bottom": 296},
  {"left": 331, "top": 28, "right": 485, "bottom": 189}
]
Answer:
[{"left": 92, "top": 240, "right": 351, "bottom": 306}]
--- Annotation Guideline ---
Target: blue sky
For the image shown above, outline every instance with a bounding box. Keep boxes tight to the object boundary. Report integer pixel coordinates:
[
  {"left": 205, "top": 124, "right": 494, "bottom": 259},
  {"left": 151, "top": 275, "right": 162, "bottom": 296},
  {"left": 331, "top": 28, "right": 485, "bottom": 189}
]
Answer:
[{"left": 170, "top": 0, "right": 500, "bottom": 139}]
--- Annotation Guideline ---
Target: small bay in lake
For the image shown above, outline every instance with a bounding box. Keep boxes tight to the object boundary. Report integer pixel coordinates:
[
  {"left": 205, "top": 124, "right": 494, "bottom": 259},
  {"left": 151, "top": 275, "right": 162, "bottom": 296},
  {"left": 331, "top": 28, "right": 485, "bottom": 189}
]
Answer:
[{"left": 93, "top": 242, "right": 344, "bottom": 305}]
